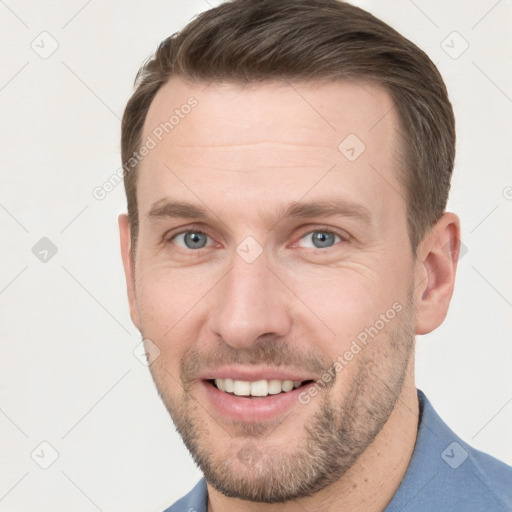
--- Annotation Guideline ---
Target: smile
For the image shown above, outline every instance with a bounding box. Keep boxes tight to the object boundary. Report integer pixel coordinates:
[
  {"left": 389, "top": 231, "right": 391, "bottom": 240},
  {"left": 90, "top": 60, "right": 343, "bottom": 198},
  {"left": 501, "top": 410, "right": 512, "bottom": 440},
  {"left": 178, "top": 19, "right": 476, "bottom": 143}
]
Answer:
[{"left": 212, "top": 378, "right": 311, "bottom": 397}]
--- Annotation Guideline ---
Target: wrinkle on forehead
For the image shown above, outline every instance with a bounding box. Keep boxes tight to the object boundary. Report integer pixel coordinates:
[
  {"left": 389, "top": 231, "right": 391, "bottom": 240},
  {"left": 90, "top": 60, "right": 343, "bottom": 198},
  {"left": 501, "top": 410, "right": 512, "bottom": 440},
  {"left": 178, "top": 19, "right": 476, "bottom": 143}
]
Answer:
[
  {"left": 137, "top": 77, "right": 406, "bottom": 234},
  {"left": 143, "top": 77, "right": 398, "bottom": 148},
  {"left": 142, "top": 79, "right": 400, "bottom": 179}
]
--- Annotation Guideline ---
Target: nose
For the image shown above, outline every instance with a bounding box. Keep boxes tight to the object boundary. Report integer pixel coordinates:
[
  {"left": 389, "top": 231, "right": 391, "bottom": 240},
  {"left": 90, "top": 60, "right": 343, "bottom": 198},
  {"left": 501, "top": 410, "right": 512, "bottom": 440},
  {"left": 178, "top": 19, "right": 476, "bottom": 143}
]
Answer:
[{"left": 207, "top": 250, "right": 292, "bottom": 350}]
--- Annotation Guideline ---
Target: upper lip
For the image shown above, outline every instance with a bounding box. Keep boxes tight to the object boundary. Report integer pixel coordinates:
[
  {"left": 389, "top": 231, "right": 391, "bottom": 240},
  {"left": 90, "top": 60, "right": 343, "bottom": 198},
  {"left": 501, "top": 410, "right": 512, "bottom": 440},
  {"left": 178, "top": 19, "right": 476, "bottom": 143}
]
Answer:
[{"left": 199, "top": 366, "right": 316, "bottom": 382}]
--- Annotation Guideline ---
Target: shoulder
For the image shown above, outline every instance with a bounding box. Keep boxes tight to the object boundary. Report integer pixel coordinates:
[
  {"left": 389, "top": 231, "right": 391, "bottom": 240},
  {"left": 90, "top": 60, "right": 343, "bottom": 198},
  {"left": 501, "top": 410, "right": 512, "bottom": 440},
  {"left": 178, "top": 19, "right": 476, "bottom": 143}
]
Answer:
[
  {"left": 462, "top": 440, "right": 512, "bottom": 510},
  {"left": 385, "top": 390, "right": 512, "bottom": 512},
  {"left": 161, "top": 479, "right": 207, "bottom": 512}
]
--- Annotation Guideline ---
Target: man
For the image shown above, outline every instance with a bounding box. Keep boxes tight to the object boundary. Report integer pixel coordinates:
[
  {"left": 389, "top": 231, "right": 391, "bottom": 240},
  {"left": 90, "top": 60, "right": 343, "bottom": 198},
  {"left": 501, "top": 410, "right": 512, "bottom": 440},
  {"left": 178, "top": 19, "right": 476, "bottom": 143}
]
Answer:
[{"left": 118, "top": 0, "right": 512, "bottom": 510}]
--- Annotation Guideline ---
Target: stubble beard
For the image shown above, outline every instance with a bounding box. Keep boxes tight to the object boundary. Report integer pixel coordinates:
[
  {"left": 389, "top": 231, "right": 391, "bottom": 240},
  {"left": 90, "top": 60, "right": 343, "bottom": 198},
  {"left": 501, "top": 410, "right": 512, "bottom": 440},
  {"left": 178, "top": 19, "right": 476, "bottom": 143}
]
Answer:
[{"left": 147, "top": 295, "right": 416, "bottom": 503}]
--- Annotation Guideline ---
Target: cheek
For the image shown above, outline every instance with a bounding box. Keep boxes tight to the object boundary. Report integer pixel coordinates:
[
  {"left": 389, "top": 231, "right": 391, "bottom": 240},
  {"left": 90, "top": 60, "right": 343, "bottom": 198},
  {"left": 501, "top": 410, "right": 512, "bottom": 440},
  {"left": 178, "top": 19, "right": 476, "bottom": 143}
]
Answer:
[
  {"left": 135, "top": 264, "right": 206, "bottom": 329},
  {"left": 289, "top": 259, "right": 409, "bottom": 348},
  {"left": 134, "top": 270, "right": 204, "bottom": 373}
]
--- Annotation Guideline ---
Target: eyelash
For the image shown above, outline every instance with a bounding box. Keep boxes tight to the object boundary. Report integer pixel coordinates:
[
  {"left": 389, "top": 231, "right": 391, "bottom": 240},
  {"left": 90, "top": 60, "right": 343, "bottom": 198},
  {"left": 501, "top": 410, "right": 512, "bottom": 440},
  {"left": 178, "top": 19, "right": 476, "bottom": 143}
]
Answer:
[
  {"left": 292, "top": 228, "right": 347, "bottom": 250},
  {"left": 164, "top": 224, "right": 349, "bottom": 252}
]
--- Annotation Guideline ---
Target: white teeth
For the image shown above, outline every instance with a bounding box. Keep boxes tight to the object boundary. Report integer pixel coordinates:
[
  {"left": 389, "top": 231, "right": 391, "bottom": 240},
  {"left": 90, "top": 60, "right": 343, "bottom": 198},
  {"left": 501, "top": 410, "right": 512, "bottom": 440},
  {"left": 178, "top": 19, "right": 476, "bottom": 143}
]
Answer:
[
  {"left": 214, "top": 378, "right": 303, "bottom": 397},
  {"left": 250, "top": 380, "right": 268, "bottom": 396},
  {"left": 281, "top": 380, "right": 294, "bottom": 392},
  {"left": 224, "top": 378, "right": 234, "bottom": 393},
  {"left": 233, "top": 380, "right": 251, "bottom": 396},
  {"left": 268, "top": 379, "right": 282, "bottom": 395}
]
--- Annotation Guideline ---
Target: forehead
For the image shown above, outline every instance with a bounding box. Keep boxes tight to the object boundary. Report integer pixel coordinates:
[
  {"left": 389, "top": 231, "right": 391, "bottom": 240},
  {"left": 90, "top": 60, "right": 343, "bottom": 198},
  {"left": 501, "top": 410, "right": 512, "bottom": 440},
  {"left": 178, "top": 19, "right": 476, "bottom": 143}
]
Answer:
[
  {"left": 137, "top": 77, "right": 405, "bottom": 224},
  {"left": 143, "top": 76, "right": 399, "bottom": 151}
]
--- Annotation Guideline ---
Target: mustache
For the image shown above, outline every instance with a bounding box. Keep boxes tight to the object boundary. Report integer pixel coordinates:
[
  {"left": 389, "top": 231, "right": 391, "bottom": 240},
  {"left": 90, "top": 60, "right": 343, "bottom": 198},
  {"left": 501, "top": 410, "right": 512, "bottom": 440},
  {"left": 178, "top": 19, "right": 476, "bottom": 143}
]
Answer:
[{"left": 180, "top": 336, "right": 332, "bottom": 383}]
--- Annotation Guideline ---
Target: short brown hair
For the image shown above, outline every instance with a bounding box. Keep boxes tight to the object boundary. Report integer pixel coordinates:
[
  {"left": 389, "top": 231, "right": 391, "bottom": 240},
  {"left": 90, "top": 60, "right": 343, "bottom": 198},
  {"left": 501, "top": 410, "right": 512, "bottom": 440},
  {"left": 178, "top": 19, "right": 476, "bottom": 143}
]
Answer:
[{"left": 121, "top": 0, "right": 455, "bottom": 257}]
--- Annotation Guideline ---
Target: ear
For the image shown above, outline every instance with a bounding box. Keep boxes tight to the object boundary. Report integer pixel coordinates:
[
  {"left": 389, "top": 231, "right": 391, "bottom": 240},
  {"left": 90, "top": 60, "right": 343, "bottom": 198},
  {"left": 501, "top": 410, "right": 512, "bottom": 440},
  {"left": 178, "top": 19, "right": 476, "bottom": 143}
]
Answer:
[
  {"left": 414, "top": 212, "right": 461, "bottom": 335},
  {"left": 118, "top": 214, "right": 141, "bottom": 331}
]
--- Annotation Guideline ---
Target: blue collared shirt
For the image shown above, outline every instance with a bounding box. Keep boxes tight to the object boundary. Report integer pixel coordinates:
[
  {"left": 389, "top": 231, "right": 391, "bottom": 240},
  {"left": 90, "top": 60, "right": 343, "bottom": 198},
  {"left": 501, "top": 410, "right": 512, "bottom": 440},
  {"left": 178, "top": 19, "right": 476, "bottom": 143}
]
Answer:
[{"left": 163, "top": 390, "right": 512, "bottom": 511}]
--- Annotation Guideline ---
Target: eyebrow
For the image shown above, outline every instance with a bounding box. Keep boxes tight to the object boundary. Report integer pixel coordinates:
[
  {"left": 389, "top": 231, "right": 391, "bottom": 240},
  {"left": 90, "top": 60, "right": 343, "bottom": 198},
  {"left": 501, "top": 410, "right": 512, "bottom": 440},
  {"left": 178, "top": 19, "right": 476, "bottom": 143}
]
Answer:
[
  {"left": 275, "top": 200, "right": 372, "bottom": 225},
  {"left": 147, "top": 197, "right": 373, "bottom": 226},
  {"left": 148, "top": 200, "right": 209, "bottom": 221}
]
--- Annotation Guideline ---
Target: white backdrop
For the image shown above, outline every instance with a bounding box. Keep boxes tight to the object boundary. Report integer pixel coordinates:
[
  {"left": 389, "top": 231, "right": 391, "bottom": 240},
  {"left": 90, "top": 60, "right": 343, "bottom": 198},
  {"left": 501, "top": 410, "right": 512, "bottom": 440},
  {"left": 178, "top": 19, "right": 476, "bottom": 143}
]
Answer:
[{"left": 1, "top": 1, "right": 511, "bottom": 510}]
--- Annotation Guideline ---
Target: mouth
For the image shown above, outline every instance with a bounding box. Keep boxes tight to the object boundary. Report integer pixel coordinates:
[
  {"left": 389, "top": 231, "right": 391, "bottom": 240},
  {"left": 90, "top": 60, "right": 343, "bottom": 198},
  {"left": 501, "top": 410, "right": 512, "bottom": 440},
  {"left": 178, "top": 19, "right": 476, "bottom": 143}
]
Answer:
[
  {"left": 200, "top": 375, "right": 317, "bottom": 423},
  {"left": 209, "top": 378, "right": 315, "bottom": 398},
  {"left": 197, "top": 367, "right": 319, "bottom": 423}
]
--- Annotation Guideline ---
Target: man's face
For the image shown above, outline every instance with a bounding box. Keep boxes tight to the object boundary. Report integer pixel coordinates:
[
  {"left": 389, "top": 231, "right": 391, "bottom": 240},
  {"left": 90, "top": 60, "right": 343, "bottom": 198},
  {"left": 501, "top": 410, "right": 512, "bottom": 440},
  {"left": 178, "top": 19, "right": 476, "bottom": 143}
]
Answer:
[{"left": 124, "top": 78, "right": 420, "bottom": 501}]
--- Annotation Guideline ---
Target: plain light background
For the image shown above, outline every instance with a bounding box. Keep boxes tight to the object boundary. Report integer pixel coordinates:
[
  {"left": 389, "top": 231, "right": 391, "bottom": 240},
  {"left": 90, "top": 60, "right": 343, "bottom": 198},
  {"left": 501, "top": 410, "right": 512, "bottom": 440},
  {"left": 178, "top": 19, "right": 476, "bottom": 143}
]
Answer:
[{"left": 0, "top": 0, "right": 511, "bottom": 510}]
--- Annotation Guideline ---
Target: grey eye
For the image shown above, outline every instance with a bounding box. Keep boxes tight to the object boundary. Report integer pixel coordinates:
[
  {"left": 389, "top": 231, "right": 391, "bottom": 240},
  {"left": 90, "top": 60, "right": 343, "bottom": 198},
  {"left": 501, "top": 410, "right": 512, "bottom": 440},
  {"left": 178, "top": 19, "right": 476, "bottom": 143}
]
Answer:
[
  {"left": 174, "top": 231, "right": 210, "bottom": 249},
  {"left": 299, "top": 231, "right": 340, "bottom": 249}
]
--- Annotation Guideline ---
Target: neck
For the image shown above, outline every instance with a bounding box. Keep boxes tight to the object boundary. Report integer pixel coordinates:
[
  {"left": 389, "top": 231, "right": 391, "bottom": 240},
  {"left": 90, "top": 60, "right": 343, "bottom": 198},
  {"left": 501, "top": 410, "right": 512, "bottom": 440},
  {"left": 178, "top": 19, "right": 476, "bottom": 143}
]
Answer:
[{"left": 207, "top": 375, "right": 419, "bottom": 512}]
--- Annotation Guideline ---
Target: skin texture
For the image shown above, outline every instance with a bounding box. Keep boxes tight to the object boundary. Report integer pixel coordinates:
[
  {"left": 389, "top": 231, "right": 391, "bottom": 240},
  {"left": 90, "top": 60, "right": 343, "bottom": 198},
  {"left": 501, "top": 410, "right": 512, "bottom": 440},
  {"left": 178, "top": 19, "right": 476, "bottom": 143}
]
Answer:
[{"left": 119, "top": 78, "right": 460, "bottom": 511}]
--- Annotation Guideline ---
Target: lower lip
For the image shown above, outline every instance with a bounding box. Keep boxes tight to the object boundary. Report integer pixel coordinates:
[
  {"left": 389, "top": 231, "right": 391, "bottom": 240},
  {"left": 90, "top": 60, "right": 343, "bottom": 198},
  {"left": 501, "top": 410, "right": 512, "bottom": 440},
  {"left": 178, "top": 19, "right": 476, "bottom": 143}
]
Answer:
[{"left": 201, "top": 380, "right": 312, "bottom": 423}]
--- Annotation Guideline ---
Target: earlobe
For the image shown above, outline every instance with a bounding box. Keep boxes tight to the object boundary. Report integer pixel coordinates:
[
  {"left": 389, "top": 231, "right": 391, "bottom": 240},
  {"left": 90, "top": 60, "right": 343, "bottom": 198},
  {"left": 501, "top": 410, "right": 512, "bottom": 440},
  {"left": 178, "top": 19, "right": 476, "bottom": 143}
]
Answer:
[
  {"left": 118, "top": 214, "right": 141, "bottom": 331},
  {"left": 414, "top": 212, "right": 461, "bottom": 335}
]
